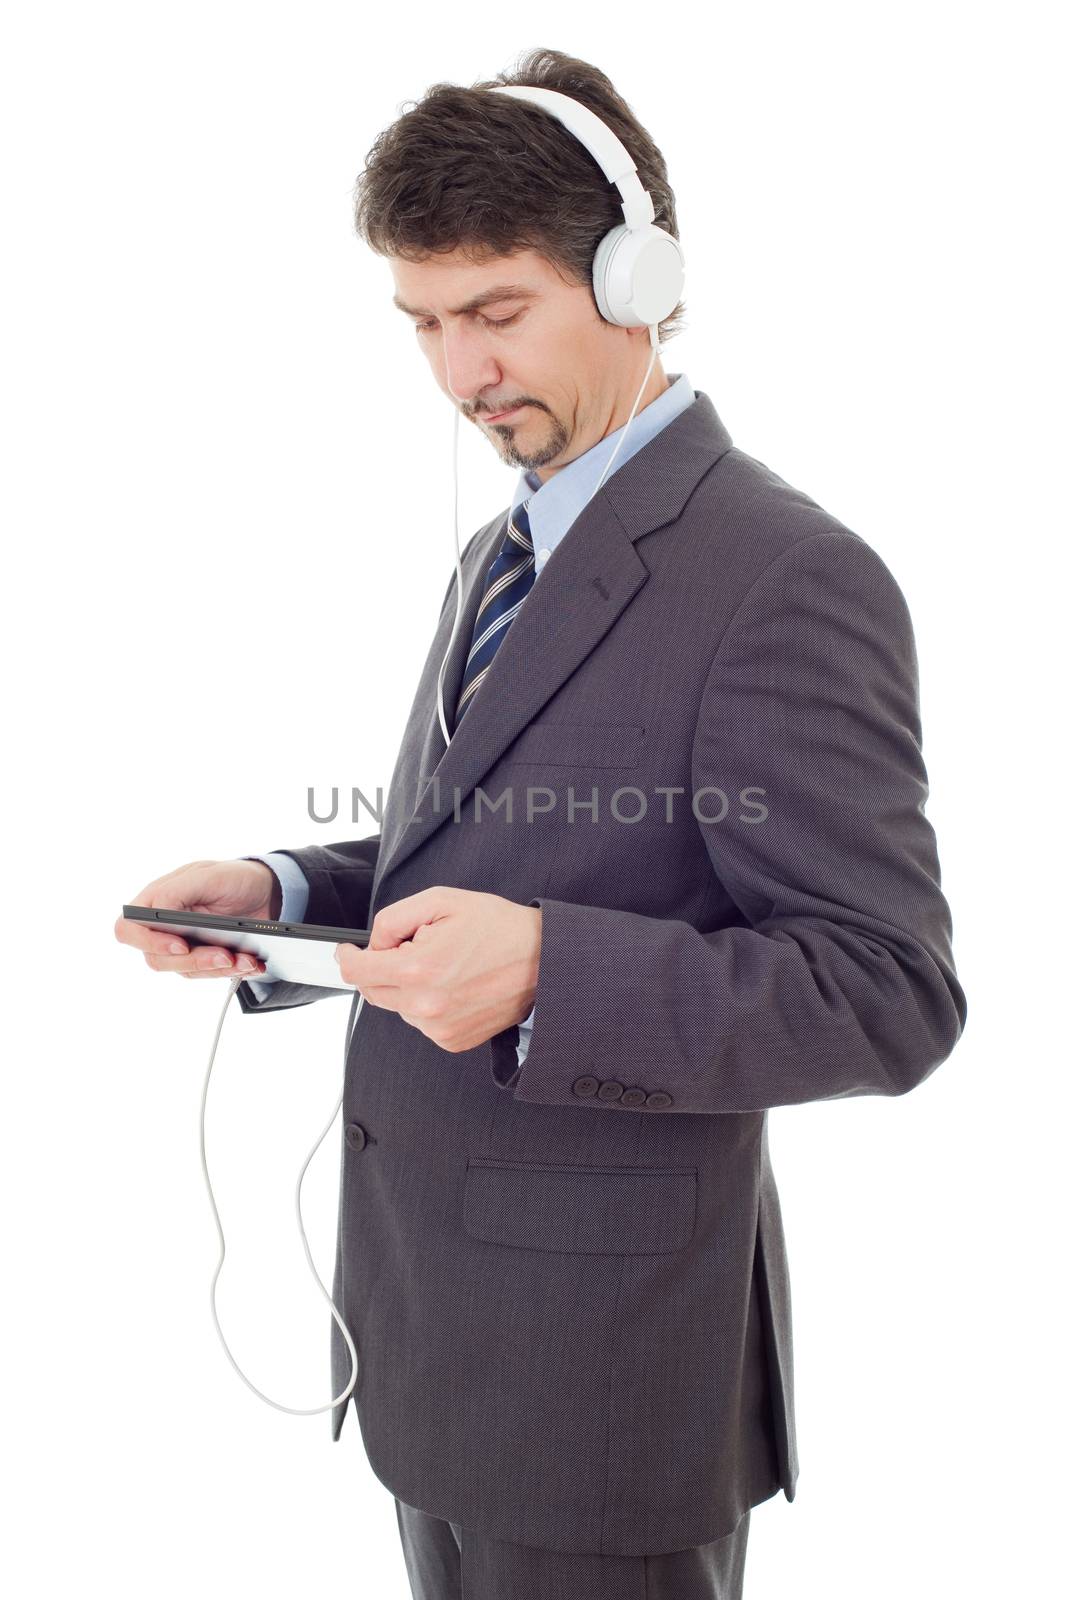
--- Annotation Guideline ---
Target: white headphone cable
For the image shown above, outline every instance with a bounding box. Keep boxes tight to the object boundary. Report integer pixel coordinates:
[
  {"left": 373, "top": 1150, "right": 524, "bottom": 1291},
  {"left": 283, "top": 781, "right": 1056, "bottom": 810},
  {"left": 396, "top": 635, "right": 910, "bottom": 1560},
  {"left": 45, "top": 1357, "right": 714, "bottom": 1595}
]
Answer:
[
  {"left": 199, "top": 972, "right": 364, "bottom": 1414},
  {"left": 591, "top": 320, "right": 660, "bottom": 497},
  {"left": 435, "top": 404, "right": 466, "bottom": 748},
  {"left": 197, "top": 324, "right": 663, "bottom": 1411}
]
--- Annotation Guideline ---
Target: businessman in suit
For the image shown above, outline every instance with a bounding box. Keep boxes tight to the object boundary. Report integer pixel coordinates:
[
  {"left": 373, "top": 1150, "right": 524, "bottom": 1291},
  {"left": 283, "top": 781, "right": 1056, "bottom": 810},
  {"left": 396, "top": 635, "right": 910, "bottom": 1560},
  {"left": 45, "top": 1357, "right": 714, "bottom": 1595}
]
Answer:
[{"left": 116, "top": 50, "right": 966, "bottom": 1599}]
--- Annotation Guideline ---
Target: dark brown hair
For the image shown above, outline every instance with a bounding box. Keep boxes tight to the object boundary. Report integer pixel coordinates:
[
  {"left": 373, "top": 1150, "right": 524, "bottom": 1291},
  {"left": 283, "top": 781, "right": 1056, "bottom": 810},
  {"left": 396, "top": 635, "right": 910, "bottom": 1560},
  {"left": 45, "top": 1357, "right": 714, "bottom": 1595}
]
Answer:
[{"left": 352, "top": 48, "right": 686, "bottom": 343}]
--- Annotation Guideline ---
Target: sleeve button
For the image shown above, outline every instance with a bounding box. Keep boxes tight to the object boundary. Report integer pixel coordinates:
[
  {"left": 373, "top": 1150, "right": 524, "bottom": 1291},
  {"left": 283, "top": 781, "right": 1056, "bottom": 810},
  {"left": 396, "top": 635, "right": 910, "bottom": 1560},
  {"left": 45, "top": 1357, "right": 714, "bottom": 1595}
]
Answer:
[{"left": 572, "top": 1076, "right": 600, "bottom": 1098}]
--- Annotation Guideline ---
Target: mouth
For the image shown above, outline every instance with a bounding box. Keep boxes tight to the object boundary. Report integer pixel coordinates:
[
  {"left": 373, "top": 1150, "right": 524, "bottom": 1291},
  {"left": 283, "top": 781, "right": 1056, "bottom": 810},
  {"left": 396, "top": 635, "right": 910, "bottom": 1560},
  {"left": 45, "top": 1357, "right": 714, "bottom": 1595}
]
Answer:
[{"left": 482, "top": 405, "right": 526, "bottom": 424}]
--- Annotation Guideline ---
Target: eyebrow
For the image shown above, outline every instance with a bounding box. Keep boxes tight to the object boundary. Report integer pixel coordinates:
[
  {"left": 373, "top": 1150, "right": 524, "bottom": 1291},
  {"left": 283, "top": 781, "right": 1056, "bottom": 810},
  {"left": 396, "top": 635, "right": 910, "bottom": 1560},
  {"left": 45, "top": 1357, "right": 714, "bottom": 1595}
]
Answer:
[{"left": 392, "top": 284, "right": 541, "bottom": 318}]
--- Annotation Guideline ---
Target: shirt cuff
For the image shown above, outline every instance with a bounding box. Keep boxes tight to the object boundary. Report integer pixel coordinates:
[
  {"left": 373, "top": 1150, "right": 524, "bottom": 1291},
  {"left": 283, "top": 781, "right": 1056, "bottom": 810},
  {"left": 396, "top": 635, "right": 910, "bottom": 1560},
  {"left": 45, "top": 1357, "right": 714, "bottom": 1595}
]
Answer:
[
  {"left": 515, "top": 1002, "right": 535, "bottom": 1067},
  {"left": 241, "top": 854, "right": 311, "bottom": 995},
  {"left": 240, "top": 853, "right": 311, "bottom": 925}
]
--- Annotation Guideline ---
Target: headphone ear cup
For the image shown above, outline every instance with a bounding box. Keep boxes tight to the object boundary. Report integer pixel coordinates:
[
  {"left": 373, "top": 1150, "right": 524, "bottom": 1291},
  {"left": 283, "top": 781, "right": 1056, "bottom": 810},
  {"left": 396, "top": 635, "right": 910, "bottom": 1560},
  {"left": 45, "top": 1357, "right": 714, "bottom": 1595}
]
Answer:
[
  {"left": 592, "top": 224, "right": 685, "bottom": 329},
  {"left": 591, "top": 224, "right": 631, "bottom": 326}
]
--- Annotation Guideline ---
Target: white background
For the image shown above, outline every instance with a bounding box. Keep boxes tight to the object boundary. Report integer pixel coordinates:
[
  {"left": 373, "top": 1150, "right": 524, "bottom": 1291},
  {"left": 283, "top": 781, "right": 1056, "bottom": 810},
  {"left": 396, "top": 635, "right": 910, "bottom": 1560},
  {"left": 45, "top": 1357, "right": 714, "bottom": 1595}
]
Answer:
[{"left": 3, "top": 3, "right": 1063, "bottom": 1595}]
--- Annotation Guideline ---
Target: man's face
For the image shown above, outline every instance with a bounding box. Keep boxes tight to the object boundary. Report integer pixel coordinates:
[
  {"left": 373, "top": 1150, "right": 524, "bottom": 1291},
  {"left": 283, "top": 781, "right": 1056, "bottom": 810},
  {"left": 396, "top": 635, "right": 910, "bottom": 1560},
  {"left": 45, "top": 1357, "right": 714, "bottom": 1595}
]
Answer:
[{"left": 389, "top": 247, "right": 662, "bottom": 480}]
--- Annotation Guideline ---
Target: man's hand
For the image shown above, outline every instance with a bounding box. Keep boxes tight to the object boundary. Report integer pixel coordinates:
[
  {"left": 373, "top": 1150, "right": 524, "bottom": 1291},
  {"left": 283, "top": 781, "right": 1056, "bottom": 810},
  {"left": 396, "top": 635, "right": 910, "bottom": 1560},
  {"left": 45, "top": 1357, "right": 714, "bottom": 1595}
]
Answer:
[
  {"left": 335, "top": 886, "right": 541, "bottom": 1054},
  {"left": 114, "top": 859, "right": 277, "bottom": 979}
]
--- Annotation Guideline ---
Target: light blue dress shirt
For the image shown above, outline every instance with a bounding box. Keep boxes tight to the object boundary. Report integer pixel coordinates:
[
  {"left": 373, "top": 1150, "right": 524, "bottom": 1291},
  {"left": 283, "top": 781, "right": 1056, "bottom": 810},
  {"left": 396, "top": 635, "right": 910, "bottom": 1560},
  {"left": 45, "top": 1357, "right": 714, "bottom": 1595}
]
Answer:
[{"left": 248, "top": 371, "right": 697, "bottom": 1067}]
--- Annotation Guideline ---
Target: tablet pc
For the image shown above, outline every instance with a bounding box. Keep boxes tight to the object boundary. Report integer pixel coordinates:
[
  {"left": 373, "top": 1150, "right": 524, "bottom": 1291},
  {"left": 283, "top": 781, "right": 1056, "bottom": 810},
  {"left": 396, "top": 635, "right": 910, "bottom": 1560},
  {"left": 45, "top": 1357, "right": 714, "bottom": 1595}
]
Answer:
[{"left": 121, "top": 905, "right": 370, "bottom": 989}]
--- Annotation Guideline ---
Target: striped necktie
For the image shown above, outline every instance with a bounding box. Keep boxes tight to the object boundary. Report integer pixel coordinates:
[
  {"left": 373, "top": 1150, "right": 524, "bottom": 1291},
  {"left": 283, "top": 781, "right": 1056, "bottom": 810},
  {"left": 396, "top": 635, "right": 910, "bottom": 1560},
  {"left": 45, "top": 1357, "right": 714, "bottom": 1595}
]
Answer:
[{"left": 453, "top": 497, "right": 536, "bottom": 727}]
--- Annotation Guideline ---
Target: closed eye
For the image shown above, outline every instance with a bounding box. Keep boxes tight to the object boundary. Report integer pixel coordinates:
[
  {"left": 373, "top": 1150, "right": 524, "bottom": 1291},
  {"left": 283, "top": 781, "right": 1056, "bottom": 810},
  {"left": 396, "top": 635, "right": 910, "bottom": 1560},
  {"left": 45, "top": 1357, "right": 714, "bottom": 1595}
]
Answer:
[{"left": 415, "top": 312, "right": 523, "bottom": 334}]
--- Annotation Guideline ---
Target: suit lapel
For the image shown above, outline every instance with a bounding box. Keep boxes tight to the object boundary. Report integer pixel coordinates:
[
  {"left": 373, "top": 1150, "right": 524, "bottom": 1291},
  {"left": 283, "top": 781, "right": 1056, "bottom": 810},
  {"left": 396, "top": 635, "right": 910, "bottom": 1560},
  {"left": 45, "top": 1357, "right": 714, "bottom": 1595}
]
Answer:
[{"left": 374, "top": 390, "right": 732, "bottom": 896}]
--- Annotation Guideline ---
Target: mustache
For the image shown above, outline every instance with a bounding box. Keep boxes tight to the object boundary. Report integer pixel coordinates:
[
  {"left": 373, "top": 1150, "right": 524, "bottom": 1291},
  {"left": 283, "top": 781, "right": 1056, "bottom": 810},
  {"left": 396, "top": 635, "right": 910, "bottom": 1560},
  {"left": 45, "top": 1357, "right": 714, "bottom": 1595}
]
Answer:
[{"left": 468, "top": 399, "right": 542, "bottom": 418}]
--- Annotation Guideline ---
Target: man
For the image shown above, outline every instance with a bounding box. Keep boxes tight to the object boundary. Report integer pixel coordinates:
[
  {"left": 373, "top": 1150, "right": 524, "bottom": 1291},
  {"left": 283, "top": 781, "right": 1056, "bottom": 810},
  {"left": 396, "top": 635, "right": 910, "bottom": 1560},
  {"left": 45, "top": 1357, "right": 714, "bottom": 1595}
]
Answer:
[{"left": 116, "top": 48, "right": 967, "bottom": 1600}]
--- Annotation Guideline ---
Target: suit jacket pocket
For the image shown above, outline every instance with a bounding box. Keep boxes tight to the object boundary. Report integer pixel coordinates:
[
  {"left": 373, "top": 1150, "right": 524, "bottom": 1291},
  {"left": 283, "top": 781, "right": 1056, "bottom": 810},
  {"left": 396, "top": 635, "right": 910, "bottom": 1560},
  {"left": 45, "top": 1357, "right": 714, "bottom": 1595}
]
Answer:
[
  {"left": 463, "top": 1159, "right": 697, "bottom": 1255},
  {"left": 505, "top": 722, "right": 645, "bottom": 768}
]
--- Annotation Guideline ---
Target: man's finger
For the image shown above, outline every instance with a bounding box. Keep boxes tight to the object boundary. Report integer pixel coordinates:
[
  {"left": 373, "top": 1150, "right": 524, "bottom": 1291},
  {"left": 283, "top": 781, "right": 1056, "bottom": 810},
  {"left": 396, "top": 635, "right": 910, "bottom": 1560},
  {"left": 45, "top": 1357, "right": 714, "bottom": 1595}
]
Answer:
[
  {"left": 143, "top": 945, "right": 265, "bottom": 975},
  {"left": 367, "top": 887, "right": 456, "bottom": 950},
  {"left": 180, "top": 964, "right": 264, "bottom": 980},
  {"left": 114, "top": 912, "right": 191, "bottom": 957},
  {"left": 334, "top": 941, "right": 413, "bottom": 987}
]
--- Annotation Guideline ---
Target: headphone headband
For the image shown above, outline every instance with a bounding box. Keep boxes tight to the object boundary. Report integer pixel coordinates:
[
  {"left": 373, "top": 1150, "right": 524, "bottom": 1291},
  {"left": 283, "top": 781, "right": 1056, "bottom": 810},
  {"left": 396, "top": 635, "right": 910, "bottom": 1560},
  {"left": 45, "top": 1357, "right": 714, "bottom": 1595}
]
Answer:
[{"left": 488, "top": 83, "right": 684, "bottom": 330}]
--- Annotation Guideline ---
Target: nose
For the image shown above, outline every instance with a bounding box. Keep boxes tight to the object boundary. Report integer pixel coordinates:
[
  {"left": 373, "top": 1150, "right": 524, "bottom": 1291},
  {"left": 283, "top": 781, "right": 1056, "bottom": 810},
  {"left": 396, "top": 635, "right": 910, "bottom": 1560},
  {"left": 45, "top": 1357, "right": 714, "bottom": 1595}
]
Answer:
[{"left": 441, "top": 328, "right": 503, "bottom": 411}]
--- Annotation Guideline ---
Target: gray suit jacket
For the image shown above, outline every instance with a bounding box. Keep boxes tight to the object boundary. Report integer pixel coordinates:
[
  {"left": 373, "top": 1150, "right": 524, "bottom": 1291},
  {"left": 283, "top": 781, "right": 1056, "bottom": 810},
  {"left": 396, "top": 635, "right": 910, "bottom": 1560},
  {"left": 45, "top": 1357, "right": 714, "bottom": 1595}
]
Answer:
[{"left": 237, "top": 391, "right": 966, "bottom": 1558}]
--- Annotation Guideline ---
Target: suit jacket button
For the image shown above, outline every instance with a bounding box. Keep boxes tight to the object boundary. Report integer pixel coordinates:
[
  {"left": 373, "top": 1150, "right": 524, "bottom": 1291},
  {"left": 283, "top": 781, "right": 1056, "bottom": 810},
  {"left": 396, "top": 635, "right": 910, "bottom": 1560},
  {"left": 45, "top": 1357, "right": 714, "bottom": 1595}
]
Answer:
[
  {"left": 597, "top": 1080, "right": 624, "bottom": 1101},
  {"left": 344, "top": 1122, "right": 367, "bottom": 1151},
  {"left": 572, "top": 1076, "right": 600, "bottom": 1098},
  {"left": 645, "top": 1091, "right": 673, "bottom": 1109},
  {"left": 620, "top": 1087, "right": 647, "bottom": 1106}
]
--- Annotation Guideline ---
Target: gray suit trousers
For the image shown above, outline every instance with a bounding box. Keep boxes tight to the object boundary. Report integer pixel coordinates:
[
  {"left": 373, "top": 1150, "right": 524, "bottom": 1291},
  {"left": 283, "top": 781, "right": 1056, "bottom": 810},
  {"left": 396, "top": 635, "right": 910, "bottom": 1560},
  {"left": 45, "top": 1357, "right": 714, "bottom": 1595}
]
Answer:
[{"left": 394, "top": 1497, "right": 751, "bottom": 1600}]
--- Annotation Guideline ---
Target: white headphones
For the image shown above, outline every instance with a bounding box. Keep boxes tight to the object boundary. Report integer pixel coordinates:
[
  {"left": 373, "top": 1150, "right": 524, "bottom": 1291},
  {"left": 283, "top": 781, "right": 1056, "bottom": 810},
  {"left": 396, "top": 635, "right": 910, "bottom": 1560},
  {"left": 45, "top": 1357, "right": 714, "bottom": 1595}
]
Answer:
[
  {"left": 489, "top": 84, "right": 685, "bottom": 330},
  {"left": 435, "top": 85, "right": 685, "bottom": 748}
]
